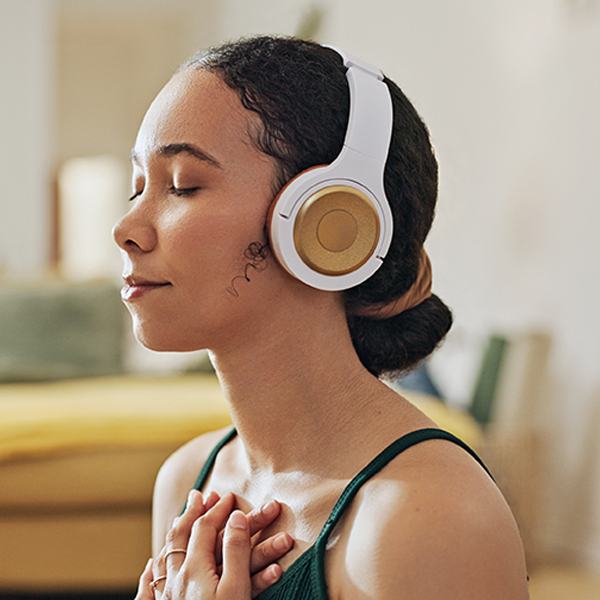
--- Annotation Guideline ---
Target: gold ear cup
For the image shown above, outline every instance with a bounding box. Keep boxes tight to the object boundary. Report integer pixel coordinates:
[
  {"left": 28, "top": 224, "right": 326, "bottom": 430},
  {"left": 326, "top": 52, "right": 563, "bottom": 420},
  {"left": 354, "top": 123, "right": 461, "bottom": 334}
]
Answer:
[{"left": 294, "top": 185, "right": 380, "bottom": 276}]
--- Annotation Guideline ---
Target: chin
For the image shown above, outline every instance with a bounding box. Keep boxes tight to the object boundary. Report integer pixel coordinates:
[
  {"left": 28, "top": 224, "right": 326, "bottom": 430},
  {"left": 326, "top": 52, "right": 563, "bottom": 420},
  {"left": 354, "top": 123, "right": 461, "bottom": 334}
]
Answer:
[{"left": 132, "top": 322, "right": 205, "bottom": 353}]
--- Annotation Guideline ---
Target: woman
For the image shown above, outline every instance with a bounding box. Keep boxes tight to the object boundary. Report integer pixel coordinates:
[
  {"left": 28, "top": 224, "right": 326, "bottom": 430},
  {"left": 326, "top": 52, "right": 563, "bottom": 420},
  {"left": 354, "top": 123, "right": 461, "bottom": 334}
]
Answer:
[{"left": 114, "top": 36, "right": 529, "bottom": 599}]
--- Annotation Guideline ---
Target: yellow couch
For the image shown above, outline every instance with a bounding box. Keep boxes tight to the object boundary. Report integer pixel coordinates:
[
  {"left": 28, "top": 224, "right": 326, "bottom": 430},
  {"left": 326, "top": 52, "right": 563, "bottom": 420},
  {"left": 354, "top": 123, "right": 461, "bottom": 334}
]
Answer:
[{"left": 0, "top": 374, "right": 230, "bottom": 592}]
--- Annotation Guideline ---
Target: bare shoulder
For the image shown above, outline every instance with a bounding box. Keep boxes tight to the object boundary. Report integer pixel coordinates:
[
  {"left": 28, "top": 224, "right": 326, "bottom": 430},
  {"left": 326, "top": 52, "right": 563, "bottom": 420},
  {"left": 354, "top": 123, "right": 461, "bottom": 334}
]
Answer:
[
  {"left": 152, "top": 426, "right": 233, "bottom": 555},
  {"left": 329, "top": 436, "right": 529, "bottom": 600}
]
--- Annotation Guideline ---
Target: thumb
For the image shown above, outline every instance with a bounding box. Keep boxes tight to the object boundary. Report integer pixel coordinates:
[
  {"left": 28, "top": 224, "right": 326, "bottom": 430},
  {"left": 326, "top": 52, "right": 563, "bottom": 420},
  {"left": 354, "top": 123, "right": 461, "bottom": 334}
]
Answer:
[{"left": 219, "top": 510, "right": 252, "bottom": 597}]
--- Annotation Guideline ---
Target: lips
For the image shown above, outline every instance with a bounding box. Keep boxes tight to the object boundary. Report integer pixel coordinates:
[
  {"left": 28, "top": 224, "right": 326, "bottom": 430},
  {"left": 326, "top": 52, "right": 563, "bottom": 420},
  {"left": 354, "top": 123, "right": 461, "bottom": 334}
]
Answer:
[{"left": 121, "top": 276, "right": 171, "bottom": 301}]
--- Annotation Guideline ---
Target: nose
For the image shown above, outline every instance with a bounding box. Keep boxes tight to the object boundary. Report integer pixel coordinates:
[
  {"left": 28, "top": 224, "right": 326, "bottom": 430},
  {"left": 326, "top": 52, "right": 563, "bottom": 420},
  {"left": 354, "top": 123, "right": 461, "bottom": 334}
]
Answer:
[{"left": 112, "top": 202, "right": 158, "bottom": 254}]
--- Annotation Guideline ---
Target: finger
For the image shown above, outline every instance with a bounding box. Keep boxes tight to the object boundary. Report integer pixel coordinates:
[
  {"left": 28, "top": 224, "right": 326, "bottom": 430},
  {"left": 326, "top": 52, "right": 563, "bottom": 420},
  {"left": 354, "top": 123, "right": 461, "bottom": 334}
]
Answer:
[
  {"left": 169, "top": 488, "right": 206, "bottom": 530},
  {"left": 162, "top": 489, "right": 205, "bottom": 576},
  {"left": 185, "top": 492, "right": 236, "bottom": 574},
  {"left": 134, "top": 559, "right": 155, "bottom": 600},
  {"left": 205, "top": 490, "right": 221, "bottom": 510},
  {"left": 182, "top": 489, "right": 206, "bottom": 519},
  {"left": 151, "top": 544, "right": 168, "bottom": 586},
  {"left": 250, "top": 531, "right": 293, "bottom": 574},
  {"left": 219, "top": 510, "right": 253, "bottom": 597},
  {"left": 216, "top": 499, "right": 283, "bottom": 568},
  {"left": 247, "top": 499, "right": 281, "bottom": 538},
  {"left": 204, "top": 492, "right": 235, "bottom": 567},
  {"left": 251, "top": 563, "right": 283, "bottom": 599}
]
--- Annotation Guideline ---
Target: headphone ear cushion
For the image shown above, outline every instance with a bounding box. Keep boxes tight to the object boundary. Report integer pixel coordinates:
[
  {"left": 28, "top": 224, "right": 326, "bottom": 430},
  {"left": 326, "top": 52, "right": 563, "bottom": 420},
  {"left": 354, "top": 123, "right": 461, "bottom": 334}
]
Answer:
[
  {"left": 266, "top": 164, "right": 328, "bottom": 272},
  {"left": 293, "top": 185, "right": 380, "bottom": 276}
]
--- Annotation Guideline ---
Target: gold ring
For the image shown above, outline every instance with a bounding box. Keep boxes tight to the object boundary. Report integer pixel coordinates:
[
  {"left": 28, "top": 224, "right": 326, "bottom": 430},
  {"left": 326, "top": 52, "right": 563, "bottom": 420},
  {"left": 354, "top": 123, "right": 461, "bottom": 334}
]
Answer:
[
  {"left": 149, "top": 575, "right": 167, "bottom": 590},
  {"left": 165, "top": 548, "right": 187, "bottom": 560}
]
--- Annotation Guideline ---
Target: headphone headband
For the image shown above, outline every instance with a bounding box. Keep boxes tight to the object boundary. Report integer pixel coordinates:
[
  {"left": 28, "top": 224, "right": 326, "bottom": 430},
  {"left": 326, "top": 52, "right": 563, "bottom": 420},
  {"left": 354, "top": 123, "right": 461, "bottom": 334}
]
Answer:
[{"left": 325, "top": 46, "right": 392, "bottom": 164}]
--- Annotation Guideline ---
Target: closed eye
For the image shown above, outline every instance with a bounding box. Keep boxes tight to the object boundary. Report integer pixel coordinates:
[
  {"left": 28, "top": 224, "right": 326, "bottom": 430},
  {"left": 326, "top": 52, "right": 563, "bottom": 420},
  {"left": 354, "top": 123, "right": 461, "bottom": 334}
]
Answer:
[
  {"left": 170, "top": 186, "right": 201, "bottom": 197},
  {"left": 128, "top": 190, "right": 142, "bottom": 202}
]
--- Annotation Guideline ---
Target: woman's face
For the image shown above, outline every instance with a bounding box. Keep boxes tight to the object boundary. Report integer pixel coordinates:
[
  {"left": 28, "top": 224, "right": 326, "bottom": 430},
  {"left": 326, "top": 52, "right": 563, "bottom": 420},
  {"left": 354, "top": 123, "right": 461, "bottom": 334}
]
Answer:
[{"left": 113, "top": 68, "right": 286, "bottom": 352}]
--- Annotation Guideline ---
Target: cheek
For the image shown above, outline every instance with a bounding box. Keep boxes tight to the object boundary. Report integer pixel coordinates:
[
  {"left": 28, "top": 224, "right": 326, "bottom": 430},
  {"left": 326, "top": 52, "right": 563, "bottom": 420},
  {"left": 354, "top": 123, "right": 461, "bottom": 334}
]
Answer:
[{"left": 165, "top": 204, "right": 268, "bottom": 281}]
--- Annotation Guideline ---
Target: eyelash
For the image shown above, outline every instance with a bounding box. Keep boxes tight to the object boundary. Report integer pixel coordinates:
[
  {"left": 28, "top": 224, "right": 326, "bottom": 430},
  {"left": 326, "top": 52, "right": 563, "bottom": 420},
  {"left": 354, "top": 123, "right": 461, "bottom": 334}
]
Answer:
[
  {"left": 127, "top": 187, "right": 200, "bottom": 201},
  {"left": 169, "top": 186, "right": 200, "bottom": 197}
]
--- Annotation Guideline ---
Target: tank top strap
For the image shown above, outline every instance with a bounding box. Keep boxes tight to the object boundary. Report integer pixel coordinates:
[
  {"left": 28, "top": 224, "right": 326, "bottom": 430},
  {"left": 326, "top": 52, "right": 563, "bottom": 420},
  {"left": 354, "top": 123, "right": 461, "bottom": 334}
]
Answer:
[
  {"left": 314, "top": 427, "right": 492, "bottom": 556},
  {"left": 192, "top": 427, "right": 238, "bottom": 492}
]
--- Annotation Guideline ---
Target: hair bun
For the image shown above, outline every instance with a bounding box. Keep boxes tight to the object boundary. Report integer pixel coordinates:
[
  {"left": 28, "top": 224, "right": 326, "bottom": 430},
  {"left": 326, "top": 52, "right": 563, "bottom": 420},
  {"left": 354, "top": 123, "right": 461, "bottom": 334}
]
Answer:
[{"left": 347, "top": 294, "right": 452, "bottom": 378}]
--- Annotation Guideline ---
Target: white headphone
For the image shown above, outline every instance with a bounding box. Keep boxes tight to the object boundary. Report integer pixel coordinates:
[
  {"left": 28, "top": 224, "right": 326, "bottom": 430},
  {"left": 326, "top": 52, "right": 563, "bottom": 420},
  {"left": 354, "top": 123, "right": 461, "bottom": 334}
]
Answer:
[{"left": 268, "top": 47, "right": 394, "bottom": 292}]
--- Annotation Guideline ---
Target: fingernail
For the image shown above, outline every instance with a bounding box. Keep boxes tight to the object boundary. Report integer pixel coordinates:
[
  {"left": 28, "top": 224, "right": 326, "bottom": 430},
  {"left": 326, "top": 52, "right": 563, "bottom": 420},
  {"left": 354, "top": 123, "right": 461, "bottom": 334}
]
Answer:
[
  {"left": 266, "top": 564, "right": 282, "bottom": 583},
  {"left": 229, "top": 510, "right": 248, "bottom": 530},
  {"left": 273, "top": 533, "right": 291, "bottom": 552},
  {"left": 206, "top": 490, "right": 220, "bottom": 507},
  {"left": 187, "top": 489, "right": 200, "bottom": 505},
  {"left": 261, "top": 499, "right": 279, "bottom": 516}
]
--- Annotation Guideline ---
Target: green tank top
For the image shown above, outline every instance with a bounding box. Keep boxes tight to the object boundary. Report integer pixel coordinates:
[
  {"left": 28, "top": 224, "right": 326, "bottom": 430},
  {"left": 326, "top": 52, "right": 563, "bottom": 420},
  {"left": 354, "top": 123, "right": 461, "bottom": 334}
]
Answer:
[{"left": 192, "top": 428, "right": 491, "bottom": 600}]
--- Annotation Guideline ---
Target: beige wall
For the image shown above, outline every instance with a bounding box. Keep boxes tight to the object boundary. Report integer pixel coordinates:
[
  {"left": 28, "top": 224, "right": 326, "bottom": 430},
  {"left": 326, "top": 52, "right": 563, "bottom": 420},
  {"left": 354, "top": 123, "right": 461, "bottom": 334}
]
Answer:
[
  {"left": 56, "top": 0, "right": 217, "bottom": 165},
  {"left": 0, "top": 0, "right": 56, "bottom": 278}
]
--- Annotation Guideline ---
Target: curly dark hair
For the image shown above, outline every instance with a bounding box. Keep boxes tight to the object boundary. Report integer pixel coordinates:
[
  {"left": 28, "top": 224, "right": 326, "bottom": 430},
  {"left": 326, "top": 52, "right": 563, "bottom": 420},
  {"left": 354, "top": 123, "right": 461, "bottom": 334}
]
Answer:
[{"left": 182, "top": 35, "right": 452, "bottom": 377}]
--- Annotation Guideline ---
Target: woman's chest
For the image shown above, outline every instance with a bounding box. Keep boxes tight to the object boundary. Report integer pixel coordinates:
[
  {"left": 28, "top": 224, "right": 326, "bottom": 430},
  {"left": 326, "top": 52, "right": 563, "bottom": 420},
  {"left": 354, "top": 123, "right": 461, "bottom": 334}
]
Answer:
[{"left": 207, "top": 470, "right": 349, "bottom": 569}]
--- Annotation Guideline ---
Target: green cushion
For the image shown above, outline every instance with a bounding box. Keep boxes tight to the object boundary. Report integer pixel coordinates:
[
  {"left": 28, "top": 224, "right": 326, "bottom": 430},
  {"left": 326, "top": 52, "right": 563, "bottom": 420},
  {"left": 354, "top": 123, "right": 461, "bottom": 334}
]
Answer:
[{"left": 0, "top": 282, "right": 125, "bottom": 382}]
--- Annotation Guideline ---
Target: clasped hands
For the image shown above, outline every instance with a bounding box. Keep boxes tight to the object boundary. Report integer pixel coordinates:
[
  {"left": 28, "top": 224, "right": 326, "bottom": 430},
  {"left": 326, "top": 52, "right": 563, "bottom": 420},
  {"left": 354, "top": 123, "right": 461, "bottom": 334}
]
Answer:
[{"left": 135, "top": 490, "right": 293, "bottom": 600}]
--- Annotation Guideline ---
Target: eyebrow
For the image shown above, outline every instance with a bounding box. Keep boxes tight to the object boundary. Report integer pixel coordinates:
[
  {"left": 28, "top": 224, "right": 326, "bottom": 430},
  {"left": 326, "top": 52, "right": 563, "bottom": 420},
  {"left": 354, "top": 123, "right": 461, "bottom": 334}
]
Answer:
[{"left": 130, "top": 143, "right": 222, "bottom": 169}]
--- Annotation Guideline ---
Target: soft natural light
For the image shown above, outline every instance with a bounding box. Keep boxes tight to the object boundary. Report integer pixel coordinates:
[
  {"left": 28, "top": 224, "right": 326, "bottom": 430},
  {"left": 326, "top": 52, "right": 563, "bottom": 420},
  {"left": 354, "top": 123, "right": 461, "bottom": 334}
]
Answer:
[{"left": 58, "top": 155, "right": 126, "bottom": 281}]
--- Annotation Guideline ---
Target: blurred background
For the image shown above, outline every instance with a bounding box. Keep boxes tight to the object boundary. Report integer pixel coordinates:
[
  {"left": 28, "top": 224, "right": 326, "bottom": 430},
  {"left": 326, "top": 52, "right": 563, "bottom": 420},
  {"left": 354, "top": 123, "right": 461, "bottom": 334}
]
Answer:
[{"left": 0, "top": 0, "right": 599, "bottom": 598}]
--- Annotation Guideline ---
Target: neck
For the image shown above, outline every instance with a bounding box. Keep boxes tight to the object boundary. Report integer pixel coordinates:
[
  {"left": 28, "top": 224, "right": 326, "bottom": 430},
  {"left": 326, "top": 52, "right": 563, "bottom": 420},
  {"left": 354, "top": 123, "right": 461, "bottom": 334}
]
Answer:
[{"left": 209, "top": 297, "right": 392, "bottom": 476}]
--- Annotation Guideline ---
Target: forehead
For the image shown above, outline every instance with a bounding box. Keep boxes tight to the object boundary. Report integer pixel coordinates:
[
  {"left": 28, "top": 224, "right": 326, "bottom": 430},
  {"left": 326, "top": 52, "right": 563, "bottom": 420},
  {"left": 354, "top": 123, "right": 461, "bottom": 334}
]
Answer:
[{"left": 133, "top": 68, "right": 258, "bottom": 166}]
